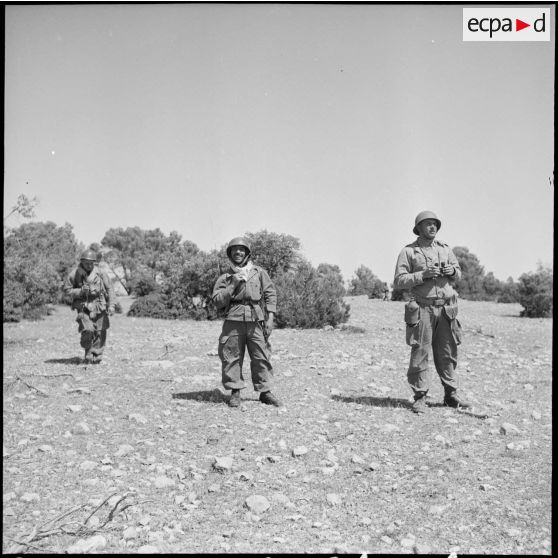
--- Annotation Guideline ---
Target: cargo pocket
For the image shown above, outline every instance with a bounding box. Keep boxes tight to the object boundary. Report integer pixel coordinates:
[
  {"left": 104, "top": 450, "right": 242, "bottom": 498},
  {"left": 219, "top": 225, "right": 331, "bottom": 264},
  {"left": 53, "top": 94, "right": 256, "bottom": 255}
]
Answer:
[
  {"left": 219, "top": 333, "right": 239, "bottom": 363},
  {"left": 442, "top": 304, "right": 462, "bottom": 346}
]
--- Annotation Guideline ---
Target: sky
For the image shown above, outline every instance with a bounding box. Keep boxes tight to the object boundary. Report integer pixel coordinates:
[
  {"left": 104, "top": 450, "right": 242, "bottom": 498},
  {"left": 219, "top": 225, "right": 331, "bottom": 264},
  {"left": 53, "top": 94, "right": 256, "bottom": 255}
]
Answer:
[{"left": 4, "top": 3, "right": 555, "bottom": 285}]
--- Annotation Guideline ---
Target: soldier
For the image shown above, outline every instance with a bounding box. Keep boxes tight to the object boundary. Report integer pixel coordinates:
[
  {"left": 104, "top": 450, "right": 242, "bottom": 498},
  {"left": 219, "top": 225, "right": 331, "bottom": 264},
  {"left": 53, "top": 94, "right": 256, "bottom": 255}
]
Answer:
[
  {"left": 64, "top": 249, "right": 116, "bottom": 364},
  {"left": 212, "top": 237, "right": 282, "bottom": 408},
  {"left": 394, "top": 211, "right": 471, "bottom": 413}
]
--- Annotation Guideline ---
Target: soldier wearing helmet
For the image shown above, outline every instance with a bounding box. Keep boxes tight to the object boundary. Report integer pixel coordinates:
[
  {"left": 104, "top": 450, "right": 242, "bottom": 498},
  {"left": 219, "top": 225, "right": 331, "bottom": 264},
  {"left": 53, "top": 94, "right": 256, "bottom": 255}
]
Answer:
[
  {"left": 212, "top": 236, "right": 281, "bottom": 407},
  {"left": 64, "top": 248, "right": 116, "bottom": 364},
  {"left": 394, "top": 211, "right": 471, "bottom": 413}
]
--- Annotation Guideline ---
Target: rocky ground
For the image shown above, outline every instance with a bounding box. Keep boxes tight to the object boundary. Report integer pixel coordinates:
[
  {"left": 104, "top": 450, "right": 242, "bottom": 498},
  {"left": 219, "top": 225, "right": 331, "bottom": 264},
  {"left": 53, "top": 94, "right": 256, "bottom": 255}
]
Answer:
[{"left": 3, "top": 296, "right": 552, "bottom": 554}]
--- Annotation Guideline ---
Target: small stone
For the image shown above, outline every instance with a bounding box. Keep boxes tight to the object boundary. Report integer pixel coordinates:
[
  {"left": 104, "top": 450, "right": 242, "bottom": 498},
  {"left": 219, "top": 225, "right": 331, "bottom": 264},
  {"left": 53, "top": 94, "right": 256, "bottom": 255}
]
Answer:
[
  {"left": 213, "top": 456, "right": 234, "bottom": 472},
  {"left": 115, "top": 444, "right": 135, "bottom": 457},
  {"left": 271, "top": 493, "right": 291, "bottom": 506},
  {"left": 38, "top": 444, "right": 54, "bottom": 453},
  {"left": 20, "top": 492, "right": 40, "bottom": 503},
  {"left": 67, "top": 535, "right": 106, "bottom": 553},
  {"left": 500, "top": 422, "right": 520, "bottom": 435},
  {"left": 531, "top": 411, "right": 542, "bottom": 421},
  {"left": 127, "top": 413, "right": 148, "bottom": 424},
  {"left": 381, "top": 535, "right": 393, "bottom": 545},
  {"left": 67, "top": 405, "right": 83, "bottom": 413},
  {"left": 351, "top": 454, "right": 365, "bottom": 464},
  {"left": 123, "top": 526, "right": 138, "bottom": 540},
  {"left": 428, "top": 505, "right": 447, "bottom": 515},
  {"left": 71, "top": 422, "right": 91, "bottom": 435},
  {"left": 292, "top": 446, "right": 308, "bottom": 457},
  {"left": 414, "top": 542, "right": 433, "bottom": 554},
  {"left": 523, "top": 383, "right": 534, "bottom": 391},
  {"left": 400, "top": 537, "right": 415, "bottom": 548},
  {"left": 207, "top": 484, "right": 221, "bottom": 493},
  {"left": 359, "top": 517, "right": 372, "bottom": 526},
  {"left": 244, "top": 495, "right": 270, "bottom": 514},
  {"left": 326, "top": 493, "right": 342, "bottom": 506},
  {"left": 80, "top": 460, "right": 98, "bottom": 471},
  {"left": 154, "top": 476, "right": 175, "bottom": 489},
  {"left": 368, "top": 461, "right": 381, "bottom": 471}
]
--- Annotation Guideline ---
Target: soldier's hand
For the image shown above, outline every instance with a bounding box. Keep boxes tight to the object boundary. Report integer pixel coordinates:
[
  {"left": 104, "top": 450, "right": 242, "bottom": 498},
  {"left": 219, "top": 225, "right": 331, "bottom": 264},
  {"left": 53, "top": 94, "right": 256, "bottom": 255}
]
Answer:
[
  {"left": 108, "top": 306, "right": 115, "bottom": 316},
  {"left": 422, "top": 267, "right": 441, "bottom": 279},
  {"left": 441, "top": 264, "right": 455, "bottom": 276},
  {"left": 231, "top": 273, "right": 246, "bottom": 287},
  {"left": 81, "top": 284, "right": 91, "bottom": 296},
  {"left": 265, "top": 314, "right": 274, "bottom": 337}
]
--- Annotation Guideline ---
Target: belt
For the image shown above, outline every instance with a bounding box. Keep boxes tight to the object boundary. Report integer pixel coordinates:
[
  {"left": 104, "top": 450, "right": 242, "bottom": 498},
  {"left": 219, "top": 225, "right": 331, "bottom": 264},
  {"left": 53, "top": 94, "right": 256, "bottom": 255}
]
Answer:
[{"left": 415, "top": 296, "right": 448, "bottom": 307}]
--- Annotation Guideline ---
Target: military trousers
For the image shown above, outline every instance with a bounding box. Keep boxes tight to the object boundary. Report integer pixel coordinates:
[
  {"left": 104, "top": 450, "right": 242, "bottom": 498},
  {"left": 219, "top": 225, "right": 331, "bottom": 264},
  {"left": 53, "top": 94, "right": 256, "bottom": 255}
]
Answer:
[
  {"left": 77, "top": 310, "right": 110, "bottom": 359},
  {"left": 218, "top": 320, "right": 273, "bottom": 392},
  {"left": 406, "top": 304, "right": 461, "bottom": 395}
]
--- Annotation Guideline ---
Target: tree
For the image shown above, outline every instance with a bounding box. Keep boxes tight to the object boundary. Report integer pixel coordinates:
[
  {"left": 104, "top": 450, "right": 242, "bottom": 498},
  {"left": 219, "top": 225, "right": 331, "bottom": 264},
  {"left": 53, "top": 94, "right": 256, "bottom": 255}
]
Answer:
[
  {"left": 453, "top": 246, "right": 486, "bottom": 300},
  {"left": 517, "top": 265, "right": 553, "bottom": 318},
  {"left": 348, "top": 265, "right": 385, "bottom": 298},
  {"left": 4, "top": 221, "right": 82, "bottom": 321},
  {"left": 4, "top": 194, "right": 38, "bottom": 225},
  {"left": 498, "top": 276, "right": 520, "bottom": 303},
  {"left": 482, "top": 271, "right": 502, "bottom": 301},
  {"left": 244, "top": 230, "right": 302, "bottom": 278}
]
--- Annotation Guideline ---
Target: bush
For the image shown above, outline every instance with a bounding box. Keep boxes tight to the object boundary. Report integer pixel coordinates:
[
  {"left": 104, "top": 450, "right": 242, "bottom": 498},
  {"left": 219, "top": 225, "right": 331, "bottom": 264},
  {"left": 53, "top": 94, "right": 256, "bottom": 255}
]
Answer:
[
  {"left": 127, "top": 293, "right": 172, "bottom": 319},
  {"left": 128, "top": 269, "right": 159, "bottom": 297},
  {"left": 274, "top": 260, "right": 350, "bottom": 329},
  {"left": 348, "top": 265, "right": 385, "bottom": 298},
  {"left": 517, "top": 266, "right": 553, "bottom": 318}
]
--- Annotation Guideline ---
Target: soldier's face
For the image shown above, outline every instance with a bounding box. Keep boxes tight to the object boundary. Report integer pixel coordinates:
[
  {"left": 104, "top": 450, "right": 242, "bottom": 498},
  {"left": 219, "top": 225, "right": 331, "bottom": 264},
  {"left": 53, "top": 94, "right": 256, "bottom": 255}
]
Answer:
[
  {"left": 81, "top": 260, "right": 95, "bottom": 272},
  {"left": 417, "top": 219, "right": 438, "bottom": 240},
  {"left": 231, "top": 246, "right": 247, "bottom": 264}
]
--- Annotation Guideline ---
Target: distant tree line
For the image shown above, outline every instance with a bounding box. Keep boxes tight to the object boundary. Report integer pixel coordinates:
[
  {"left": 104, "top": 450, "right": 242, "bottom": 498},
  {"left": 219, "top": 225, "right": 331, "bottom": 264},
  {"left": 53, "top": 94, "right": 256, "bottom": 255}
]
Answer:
[{"left": 3, "top": 204, "right": 552, "bottom": 323}]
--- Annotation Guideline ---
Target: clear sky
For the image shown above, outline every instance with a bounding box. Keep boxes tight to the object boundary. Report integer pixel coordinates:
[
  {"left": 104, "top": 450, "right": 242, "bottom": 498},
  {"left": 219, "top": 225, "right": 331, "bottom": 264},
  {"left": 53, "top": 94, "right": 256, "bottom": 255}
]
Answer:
[{"left": 4, "top": 3, "right": 554, "bottom": 285}]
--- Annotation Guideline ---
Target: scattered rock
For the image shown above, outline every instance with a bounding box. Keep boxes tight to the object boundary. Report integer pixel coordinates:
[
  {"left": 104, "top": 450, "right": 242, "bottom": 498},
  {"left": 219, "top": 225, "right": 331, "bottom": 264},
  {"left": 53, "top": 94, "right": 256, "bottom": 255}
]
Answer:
[
  {"left": 38, "top": 444, "right": 54, "bottom": 453},
  {"left": 122, "top": 526, "right": 138, "bottom": 540},
  {"left": 127, "top": 413, "right": 148, "bottom": 425},
  {"left": 213, "top": 456, "right": 233, "bottom": 472},
  {"left": 381, "top": 535, "right": 393, "bottom": 545},
  {"left": 115, "top": 444, "right": 135, "bottom": 457},
  {"left": 20, "top": 492, "right": 40, "bottom": 503},
  {"left": 428, "top": 504, "right": 447, "bottom": 515},
  {"left": 351, "top": 454, "right": 365, "bottom": 464},
  {"left": 154, "top": 476, "right": 175, "bottom": 489},
  {"left": 67, "top": 405, "right": 83, "bottom": 413},
  {"left": 71, "top": 422, "right": 91, "bottom": 435},
  {"left": 500, "top": 422, "right": 520, "bottom": 435},
  {"left": 326, "top": 493, "right": 342, "bottom": 506},
  {"left": 79, "top": 460, "right": 98, "bottom": 471},
  {"left": 414, "top": 542, "right": 433, "bottom": 554},
  {"left": 292, "top": 446, "right": 308, "bottom": 457},
  {"left": 67, "top": 535, "right": 107, "bottom": 553},
  {"left": 245, "top": 495, "right": 270, "bottom": 514},
  {"left": 531, "top": 411, "right": 542, "bottom": 421},
  {"left": 368, "top": 462, "right": 381, "bottom": 471}
]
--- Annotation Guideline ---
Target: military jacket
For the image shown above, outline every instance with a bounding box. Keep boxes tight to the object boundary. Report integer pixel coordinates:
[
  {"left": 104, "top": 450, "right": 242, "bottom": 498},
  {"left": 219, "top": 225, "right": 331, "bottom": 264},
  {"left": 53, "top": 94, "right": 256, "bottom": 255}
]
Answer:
[
  {"left": 64, "top": 264, "right": 116, "bottom": 314},
  {"left": 394, "top": 238, "right": 461, "bottom": 300},
  {"left": 212, "top": 265, "right": 277, "bottom": 322}
]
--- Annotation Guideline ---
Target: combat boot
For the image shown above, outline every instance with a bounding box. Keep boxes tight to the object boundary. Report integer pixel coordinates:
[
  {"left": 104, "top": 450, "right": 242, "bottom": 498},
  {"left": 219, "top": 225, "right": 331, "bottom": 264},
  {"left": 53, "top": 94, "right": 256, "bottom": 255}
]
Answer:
[
  {"left": 228, "top": 389, "right": 241, "bottom": 408},
  {"left": 411, "top": 392, "right": 428, "bottom": 414},
  {"left": 444, "top": 389, "right": 471, "bottom": 409},
  {"left": 259, "top": 391, "right": 283, "bottom": 407}
]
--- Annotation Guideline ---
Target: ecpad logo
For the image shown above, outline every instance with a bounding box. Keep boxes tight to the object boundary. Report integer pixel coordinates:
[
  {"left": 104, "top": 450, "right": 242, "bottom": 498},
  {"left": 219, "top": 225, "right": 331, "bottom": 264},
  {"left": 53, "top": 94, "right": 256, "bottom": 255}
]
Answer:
[{"left": 463, "top": 8, "right": 550, "bottom": 41}]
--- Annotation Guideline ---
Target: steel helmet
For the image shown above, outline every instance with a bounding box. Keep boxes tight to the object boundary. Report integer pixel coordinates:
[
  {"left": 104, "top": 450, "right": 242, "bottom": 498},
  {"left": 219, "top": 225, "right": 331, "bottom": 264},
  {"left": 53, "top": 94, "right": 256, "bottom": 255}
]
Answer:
[
  {"left": 226, "top": 237, "right": 251, "bottom": 259},
  {"left": 80, "top": 249, "right": 97, "bottom": 261},
  {"left": 413, "top": 211, "right": 441, "bottom": 236}
]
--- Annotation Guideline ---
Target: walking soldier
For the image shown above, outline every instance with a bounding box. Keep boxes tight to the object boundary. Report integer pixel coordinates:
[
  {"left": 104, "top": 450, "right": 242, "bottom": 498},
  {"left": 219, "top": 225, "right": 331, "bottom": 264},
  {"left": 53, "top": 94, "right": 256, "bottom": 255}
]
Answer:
[
  {"left": 64, "top": 249, "right": 116, "bottom": 364},
  {"left": 394, "top": 211, "right": 471, "bottom": 413}
]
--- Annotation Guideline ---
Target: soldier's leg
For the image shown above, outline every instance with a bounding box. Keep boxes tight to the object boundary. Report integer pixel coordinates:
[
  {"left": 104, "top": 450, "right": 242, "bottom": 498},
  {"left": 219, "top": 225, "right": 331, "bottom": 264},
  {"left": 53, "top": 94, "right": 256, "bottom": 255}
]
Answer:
[
  {"left": 407, "top": 306, "right": 433, "bottom": 397},
  {"left": 432, "top": 308, "right": 458, "bottom": 392},
  {"left": 90, "top": 314, "right": 108, "bottom": 360},
  {"left": 246, "top": 322, "right": 273, "bottom": 393},
  {"left": 218, "top": 321, "right": 247, "bottom": 391},
  {"left": 77, "top": 312, "right": 95, "bottom": 360}
]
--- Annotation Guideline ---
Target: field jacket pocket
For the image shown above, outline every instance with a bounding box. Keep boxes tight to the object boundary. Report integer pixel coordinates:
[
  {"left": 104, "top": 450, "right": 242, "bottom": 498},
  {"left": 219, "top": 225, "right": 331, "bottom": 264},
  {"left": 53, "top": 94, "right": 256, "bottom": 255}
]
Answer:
[{"left": 442, "top": 303, "right": 462, "bottom": 345}]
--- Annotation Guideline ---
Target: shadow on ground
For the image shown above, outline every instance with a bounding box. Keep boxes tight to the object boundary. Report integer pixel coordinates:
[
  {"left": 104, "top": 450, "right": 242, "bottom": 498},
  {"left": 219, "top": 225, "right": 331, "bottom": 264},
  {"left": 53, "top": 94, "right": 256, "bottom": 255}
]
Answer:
[
  {"left": 44, "top": 357, "right": 84, "bottom": 365},
  {"left": 172, "top": 389, "right": 228, "bottom": 404},
  {"left": 332, "top": 394, "right": 413, "bottom": 409}
]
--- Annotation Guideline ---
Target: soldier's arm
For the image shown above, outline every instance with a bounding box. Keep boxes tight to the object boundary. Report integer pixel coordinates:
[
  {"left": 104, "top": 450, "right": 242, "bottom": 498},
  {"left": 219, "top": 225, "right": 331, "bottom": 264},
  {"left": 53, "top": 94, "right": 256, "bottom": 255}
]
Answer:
[
  {"left": 63, "top": 270, "right": 82, "bottom": 300},
  {"left": 393, "top": 249, "right": 426, "bottom": 290},
  {"left": 260, "top": 269, "right": 277, "bottom": 315},
  {"left": 101, "top": 271, "right": 116, "bottom": 308},
  {"left": 212, "top": 274, "right": 236, "bottom": 310}
]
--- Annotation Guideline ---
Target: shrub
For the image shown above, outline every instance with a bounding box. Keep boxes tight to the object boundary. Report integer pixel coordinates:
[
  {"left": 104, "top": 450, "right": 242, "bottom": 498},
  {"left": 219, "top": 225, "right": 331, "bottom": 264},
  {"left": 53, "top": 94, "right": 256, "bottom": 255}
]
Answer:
[
  {"left": 348, "top": 265, "right": 385, "bottom": 299},
  {"left": 129, "top": 269, "right": 159, "bottom": 297},
  {"left": 274, "top": 260, "right": 350, "bottom": 329},
  {"left": 517, "top": 266, "right": 553, "bottom": 318},
  {"left": 127, "top": 293, "right": 172, "bottom": 319}
]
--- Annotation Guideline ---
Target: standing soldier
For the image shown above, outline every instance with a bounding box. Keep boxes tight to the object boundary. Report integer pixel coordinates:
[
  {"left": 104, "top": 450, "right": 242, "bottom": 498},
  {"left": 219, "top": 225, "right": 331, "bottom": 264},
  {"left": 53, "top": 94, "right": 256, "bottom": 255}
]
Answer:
[
  {"left": 394, "top": 211, "right": 471, "bottom": 413},
  {"left": 64, "top": 249, "right": 116, "bottom": 364},
  {"left": 212, "top": 237, "right": 282, "bottom": 408}
]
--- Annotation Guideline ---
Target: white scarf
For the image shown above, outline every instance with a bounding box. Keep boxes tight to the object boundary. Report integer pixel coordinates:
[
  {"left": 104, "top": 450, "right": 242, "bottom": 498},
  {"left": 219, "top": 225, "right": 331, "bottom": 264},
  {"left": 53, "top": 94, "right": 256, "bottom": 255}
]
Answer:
[{"left": 229, "top": 260, "right": 253, "bottom": 281}]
